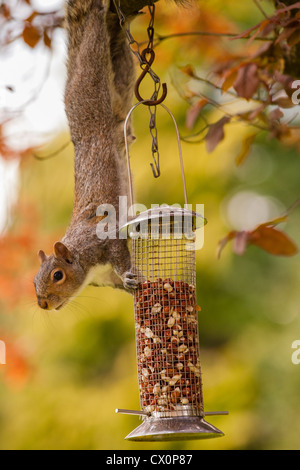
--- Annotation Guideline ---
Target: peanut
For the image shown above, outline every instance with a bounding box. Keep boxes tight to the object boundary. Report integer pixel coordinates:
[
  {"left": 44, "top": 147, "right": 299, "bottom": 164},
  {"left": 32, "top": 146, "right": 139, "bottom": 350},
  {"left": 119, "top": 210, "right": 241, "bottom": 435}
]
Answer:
[{"left": 135, "top": 278, "right": 203, "bottom": 413}]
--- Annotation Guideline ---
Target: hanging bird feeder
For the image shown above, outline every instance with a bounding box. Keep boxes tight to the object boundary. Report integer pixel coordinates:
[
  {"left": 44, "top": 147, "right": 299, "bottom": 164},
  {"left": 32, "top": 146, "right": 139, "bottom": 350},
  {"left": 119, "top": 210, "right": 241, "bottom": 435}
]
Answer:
[
  {"left": 116, "top": 103, "right": 227, "bottom": 442},
  {"left": 115, "top": 2, "right": 228, "bottom": 441}
]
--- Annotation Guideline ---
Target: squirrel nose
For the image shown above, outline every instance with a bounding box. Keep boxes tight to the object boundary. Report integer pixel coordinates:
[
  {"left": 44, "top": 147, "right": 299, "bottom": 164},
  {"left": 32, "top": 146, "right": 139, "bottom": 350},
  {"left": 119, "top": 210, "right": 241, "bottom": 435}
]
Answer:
[{"left": 38, "top": 299, "right": 49, "bottom": 310}]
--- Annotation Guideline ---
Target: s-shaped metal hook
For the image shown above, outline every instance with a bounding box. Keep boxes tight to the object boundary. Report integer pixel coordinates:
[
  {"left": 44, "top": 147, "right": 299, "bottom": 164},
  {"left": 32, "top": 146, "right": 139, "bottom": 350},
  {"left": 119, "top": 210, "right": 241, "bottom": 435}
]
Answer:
[{"left": 134, "top": 48, "right": 168, "bottom": 106}]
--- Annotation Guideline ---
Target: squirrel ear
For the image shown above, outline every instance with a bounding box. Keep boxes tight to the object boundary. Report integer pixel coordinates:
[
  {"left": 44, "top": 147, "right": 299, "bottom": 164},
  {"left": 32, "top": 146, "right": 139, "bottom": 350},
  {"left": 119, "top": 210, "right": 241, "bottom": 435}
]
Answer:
[
  {"left": 38, "top": 250, "right": 47, "bottom": 264},
  {"left": 53, "top": 242, "right": 73, "bottom": 264}
]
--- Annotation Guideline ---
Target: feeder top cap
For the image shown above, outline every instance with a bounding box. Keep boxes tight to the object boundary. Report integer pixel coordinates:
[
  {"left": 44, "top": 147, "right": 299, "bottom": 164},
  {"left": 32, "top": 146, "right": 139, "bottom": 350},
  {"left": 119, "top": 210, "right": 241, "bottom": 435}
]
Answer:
[{"left": 120, "top": 205, "right": 207, "bottom": 232}]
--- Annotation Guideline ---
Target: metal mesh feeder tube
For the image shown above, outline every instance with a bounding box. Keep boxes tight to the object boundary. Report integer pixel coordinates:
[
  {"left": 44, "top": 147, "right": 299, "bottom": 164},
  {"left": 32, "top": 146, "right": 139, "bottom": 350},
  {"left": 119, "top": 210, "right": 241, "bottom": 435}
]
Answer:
[
  {"left": 119, "top": 207, "right": 224, "bottom": 441},
  {"left": 116, "top": 102, "right": 227, "bottom": 441}
]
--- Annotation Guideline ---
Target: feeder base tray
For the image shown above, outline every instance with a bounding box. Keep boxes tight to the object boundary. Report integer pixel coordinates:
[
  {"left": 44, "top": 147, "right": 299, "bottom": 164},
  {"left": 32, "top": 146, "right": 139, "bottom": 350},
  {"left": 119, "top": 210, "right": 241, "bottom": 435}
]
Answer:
[{"left": 125, "top": 416, "right": 224, "bottom": 442}]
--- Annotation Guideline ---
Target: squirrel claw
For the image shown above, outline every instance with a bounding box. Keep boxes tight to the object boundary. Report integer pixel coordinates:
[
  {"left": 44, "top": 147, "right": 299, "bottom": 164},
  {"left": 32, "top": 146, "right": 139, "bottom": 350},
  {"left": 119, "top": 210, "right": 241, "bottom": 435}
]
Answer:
[{"left": 123, "top": 272, "right": 138, "bottom": 291}]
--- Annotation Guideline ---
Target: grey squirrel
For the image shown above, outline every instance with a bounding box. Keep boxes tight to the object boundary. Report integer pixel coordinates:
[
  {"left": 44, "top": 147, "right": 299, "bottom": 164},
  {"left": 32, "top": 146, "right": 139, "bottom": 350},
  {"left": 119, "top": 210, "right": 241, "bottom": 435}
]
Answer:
[{"left": 34, "top": 0, "right": 185, "bottom": 311}]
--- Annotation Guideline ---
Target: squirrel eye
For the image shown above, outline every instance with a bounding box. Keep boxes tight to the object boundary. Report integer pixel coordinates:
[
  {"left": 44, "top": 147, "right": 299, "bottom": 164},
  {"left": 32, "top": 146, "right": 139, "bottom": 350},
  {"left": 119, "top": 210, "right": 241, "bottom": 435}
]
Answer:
[{"left": 52, "top": 270, "right": 65, "bottom": 283}]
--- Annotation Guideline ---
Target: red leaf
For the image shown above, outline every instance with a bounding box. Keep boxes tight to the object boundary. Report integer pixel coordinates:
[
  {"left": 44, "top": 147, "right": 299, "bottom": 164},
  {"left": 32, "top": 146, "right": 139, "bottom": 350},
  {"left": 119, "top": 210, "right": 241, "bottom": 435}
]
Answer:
[
  {"left": 268, "top": 108, "right": 284, "bottom": 122},
  {"left": 232, "top": 231, "right": 249, "bottom": 256},
  {"left": 219, "top": 231, "right": 251, "bottom": 257},
  {"left": 206, "top": 116, "right": 230, "bottom": 153},
  {"left": 249, "top": 226, "right": 298, "bottom": 256},
  {"left": 240, "top": 104, "right": 266, "bottom": 121},
  {"left": 234, "top": 63, "right": 260, "bottom": 100},
  {"left": 218, "top": 231, "right": 237, "bottom": 259},
  {"left": 218, "top": 216, "right": 298, "bottom": 259},
  {"left": 246, "top": 20, "right": 273, "bottom": 46},
  {"left": 274, "top": 72, "right": 295, "bottom": 97},
  {"left": 251, "top": 41, "right": 273, "bottom": 60},
  {"left": 272, "top": 97, "right": 294, "bottom": 109},
  {"left": 186, "top": 99, "right": 208, "bottom": 130}
]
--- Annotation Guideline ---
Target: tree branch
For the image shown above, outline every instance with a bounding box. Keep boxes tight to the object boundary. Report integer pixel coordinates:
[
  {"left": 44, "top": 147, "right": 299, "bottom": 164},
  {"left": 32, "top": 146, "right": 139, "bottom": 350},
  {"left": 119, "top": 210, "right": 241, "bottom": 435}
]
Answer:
[{"left": 152, "top": 31, "right": 273, "bottom": 45}]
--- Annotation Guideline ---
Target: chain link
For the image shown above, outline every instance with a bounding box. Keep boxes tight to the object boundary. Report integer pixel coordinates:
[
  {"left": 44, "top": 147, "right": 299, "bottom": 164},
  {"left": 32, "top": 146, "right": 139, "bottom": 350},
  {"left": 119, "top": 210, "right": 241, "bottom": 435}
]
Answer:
[{"left": 113, "top": 0, "right": 162, "bottom": 178}]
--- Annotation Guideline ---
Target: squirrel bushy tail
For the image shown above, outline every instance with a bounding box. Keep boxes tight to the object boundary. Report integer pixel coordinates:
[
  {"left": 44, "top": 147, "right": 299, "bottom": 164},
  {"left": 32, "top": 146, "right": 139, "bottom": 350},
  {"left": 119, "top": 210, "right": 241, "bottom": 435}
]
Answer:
[{"left": 65, "top": 0, "right": 134, "bottom": 147}]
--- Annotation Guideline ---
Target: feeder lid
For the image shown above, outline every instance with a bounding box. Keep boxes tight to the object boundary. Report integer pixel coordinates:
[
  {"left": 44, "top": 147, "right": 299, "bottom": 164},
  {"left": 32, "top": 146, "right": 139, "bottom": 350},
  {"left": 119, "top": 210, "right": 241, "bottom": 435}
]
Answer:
[{"left": 120, "top": 205, "right": 207, "bottom": 235}]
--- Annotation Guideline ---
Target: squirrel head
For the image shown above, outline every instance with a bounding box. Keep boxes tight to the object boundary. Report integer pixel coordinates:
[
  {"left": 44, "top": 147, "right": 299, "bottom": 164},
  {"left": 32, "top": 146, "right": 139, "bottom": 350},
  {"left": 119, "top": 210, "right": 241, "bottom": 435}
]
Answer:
[{"left": 34, "top": 242, "right": 86, "bottom": 311}]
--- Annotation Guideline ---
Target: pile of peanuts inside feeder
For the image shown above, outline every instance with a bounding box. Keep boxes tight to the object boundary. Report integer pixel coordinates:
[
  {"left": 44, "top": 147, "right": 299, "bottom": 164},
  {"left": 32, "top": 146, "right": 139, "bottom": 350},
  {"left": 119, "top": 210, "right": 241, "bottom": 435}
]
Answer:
[{"left": 135, "top": 276, "right": 204, "bottom": 416}]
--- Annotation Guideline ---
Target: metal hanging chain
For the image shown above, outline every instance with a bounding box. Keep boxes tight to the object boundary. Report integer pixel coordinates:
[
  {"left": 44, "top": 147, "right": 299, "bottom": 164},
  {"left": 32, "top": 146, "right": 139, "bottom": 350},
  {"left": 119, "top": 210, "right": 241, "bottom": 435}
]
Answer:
[
  {"left": 146, "top": 5, "right": 161, "bottom": 178},
  {"left": 113, "top": 1, "right": 166, "bottom": 179},
  {"left": 113, "top": 1, "right": 162, "bottom": 89}
]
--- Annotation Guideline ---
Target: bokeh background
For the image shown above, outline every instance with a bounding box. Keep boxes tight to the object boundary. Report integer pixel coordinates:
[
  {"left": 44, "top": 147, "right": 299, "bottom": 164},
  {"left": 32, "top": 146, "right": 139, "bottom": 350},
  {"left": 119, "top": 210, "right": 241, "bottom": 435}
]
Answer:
[{"left": 0, "top": 0, "right": 300, "bottom": 450}]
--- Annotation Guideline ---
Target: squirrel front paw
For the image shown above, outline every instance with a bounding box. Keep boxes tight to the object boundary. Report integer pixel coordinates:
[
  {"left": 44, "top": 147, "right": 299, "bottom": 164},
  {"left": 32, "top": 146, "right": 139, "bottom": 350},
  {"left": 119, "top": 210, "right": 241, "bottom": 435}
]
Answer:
[{"left": 123, "top": 271, "right": 139, "bottom": 291}]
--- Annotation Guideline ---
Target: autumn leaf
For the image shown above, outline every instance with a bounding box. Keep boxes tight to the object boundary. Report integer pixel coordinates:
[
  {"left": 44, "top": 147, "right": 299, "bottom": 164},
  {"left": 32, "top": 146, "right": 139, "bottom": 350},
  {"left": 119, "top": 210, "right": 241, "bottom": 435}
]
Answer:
[
  {"left": 238, "top": 104, "right": 266, "bottom": 123},
  {"left": 222, "top": 68, "right": 239, "bottom": 93},
  {"left": 274, "top": 72, "right": 295, "bottom": 97},
  {"left": 179, "top": 64, "right": 196, "bottom": 78},
  {"left": 218, "top": 218, "right": 298, "bottom": 259},
  {"left": 3, "top": 341, "right": 32, "bottom": 387},
  {"left": 236, "top": 133, "right": 257, "bottom": 166},
  {"left": 217, "top": 230, "right": 237, "bottom": 259},
  {"left": 249, "top": 225, "right": 298, "bottom": 256},
  {"left": 287, "top": 28, "right": 300, "bottom": 47},
  {"left": 206, "top": 116, "right": 230, "bottom": 153},
  {"left": 272, "top": 96, "right": 294, "bottom": 109},
  {"left": 233, "top": 63, "right": 260, "bottom": 100},
  {"left": 245, "top": 19, "right": 274, "bottom": 46},
  {"left": 275, "top": 25, "right": 300, "bottom": 45},
  {"left": 268, "top": 108, "right": 284, "bottom": 122},
  {"left": 250, "top": 41, "right": 273, "bottom": 60},
  {"left": 232, "top": 231, "right": 249, "bottom": 256},
  {"left": 186, "top": 98, "right": 208, "bottom": 129}
]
